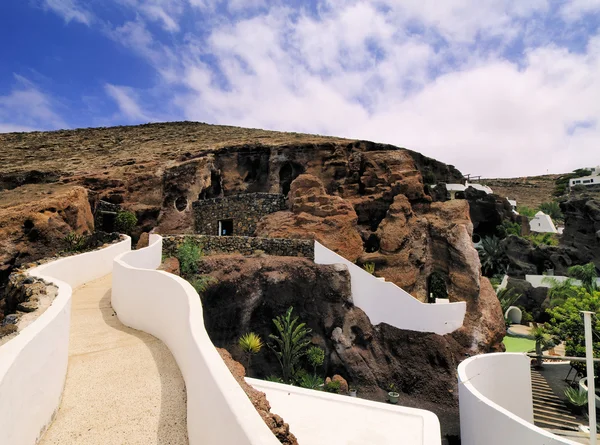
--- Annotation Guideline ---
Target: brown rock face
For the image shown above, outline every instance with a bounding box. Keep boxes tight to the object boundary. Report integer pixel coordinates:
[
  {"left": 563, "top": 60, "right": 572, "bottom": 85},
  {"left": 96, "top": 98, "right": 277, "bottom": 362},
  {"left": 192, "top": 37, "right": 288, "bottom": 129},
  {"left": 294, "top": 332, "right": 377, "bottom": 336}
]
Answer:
[
  {"left": 256, "top": 175, "right": 364, "bottom": 261},
  {"left": 198, "top": 255, "right": 467, "bottom": 438},
  {"left": 0, "top": 184, "right": 94, "bottom": 300},
  {"left": 216, "top": 347, "right": 298, "bottom": 445}
]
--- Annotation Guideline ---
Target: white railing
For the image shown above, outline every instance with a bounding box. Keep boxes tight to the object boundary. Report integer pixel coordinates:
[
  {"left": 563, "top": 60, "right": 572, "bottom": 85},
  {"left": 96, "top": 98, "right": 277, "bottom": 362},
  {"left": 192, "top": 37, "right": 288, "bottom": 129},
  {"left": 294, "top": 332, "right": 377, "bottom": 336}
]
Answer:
[
  {"left": 314, "top": 241, "right": 466, "bottom": 335},
  {"left": 112, "top": 235, "right": 280, "bottom": 445},
  {"left": 0, "top": 237, "right": 131, "bottom": 445},
  {"left": 458, "top": 353, "right": 578, "bottom": 445}
]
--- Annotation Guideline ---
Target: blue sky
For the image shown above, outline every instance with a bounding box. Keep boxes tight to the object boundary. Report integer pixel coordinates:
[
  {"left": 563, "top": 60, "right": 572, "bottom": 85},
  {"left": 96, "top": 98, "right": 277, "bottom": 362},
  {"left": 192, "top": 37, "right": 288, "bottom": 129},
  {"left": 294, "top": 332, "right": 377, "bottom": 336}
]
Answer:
[{"left": 1, "top": 0, "right": 600, "bottom": 177}]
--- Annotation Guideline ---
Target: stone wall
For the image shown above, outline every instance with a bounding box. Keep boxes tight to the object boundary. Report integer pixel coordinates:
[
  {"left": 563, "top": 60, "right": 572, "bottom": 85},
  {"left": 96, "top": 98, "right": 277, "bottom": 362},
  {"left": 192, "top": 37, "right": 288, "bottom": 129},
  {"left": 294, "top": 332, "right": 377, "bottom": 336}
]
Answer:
[
  {"left": 163, "top": 235, "right": 314, "bottom": 259},
  {"left": 193, "top": 193, "right": 287, "bottom": 236}
]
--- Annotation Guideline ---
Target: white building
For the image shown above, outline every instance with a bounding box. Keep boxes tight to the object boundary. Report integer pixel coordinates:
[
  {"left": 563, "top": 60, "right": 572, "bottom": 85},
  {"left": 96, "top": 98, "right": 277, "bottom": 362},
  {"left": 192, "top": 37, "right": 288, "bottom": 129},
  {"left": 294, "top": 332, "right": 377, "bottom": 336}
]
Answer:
[
  {"left": 529, "top": 211, "right": 558, "bottom": 234},
  {"left": 507, "top": 199, "right": 517, "bottom": 212},
  {"left": 569, "top": 166, "right": 600, "bottom": 188}
]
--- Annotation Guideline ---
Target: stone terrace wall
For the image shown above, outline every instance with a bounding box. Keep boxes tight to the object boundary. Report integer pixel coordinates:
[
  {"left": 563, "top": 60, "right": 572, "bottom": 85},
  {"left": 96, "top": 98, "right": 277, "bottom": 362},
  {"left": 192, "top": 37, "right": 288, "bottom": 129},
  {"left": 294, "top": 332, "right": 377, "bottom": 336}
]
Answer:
[
  {"left": 163, "top": 235, "right": 314, "bottom": 259},
  {"left": 193, "top": 193, "right": 287, "bottom": 236}
]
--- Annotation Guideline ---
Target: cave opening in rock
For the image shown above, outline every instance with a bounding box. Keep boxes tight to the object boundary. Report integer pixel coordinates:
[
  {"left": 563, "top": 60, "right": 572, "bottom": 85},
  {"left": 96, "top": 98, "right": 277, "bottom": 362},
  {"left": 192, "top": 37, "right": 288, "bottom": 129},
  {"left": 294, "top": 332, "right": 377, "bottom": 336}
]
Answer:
[
  {"left": 218, "top": 219, "right": 234, "bottom": 236},
  {"left": 175, "top": 196, "right": 188, "bottom": 212},
  {"left": 364, "top": 233, "right": 380, "bottom": 253},
  {"left": 427, "top": 271, "right": 448, "bottom": 303},
  {"left": 199, "top": 170, "right": 223, "bottom": 200},
  {"left": 279, "top": 162, "right": 304, "bottom": 196}
]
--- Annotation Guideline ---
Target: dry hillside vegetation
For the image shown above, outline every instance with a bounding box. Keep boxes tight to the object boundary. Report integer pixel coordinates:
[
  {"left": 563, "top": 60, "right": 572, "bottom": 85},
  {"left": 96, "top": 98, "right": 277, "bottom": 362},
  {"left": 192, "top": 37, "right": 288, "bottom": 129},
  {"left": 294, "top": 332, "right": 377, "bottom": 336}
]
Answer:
[
  {"left": 482, "top": 175, "right": 561, "bottom": 209},
  {"left": 0, "top": 122, "right": 352, "bottom": 176}
]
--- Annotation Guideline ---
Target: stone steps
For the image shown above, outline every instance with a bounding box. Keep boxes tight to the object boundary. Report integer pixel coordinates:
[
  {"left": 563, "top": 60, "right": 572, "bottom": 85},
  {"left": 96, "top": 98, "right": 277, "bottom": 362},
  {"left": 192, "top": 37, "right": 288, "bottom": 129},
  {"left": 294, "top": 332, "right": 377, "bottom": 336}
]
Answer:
[{"left": 531, "top": 369, "right": 581, "bottom": 432}]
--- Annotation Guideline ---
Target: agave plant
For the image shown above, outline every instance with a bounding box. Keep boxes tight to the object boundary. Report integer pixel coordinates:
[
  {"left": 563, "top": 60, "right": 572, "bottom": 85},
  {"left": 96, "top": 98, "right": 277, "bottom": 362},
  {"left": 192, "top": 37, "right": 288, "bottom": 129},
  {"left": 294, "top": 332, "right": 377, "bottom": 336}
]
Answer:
[
  {"left": 268, "top": 307, "right": 312, "bottom": 384},
  {"left": 564, "top": 386, "right": 588, "bottom": 411},
  {"left": 238, "top": 332, "right": 263, "bottom": 374},
  {"left": 299, "top": 373, "right": 324, "bottom": 390}
]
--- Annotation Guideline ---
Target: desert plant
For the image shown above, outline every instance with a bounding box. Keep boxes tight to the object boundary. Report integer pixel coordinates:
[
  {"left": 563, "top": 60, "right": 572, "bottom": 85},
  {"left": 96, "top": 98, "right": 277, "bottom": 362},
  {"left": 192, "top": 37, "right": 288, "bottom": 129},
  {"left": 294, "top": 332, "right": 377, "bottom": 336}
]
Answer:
[
  {"left": 239, "top": 332, "right": 263, "bottom": 373},
  {"left": 265, "top": 375, "right": 283, "bottom": 383},
  {"left": 177, "top": 238, "right": 203, "bottom": 278},
  {"left": 115, "top": 210, "right": 137, "bottom": 235},
  {"left": 564, "top": 386, "right": 588, "bottom": 407},
  {"left": 268, "top": 307, "right": 312, "bottom": 384},
  {"left": 324, "top": 380, "right": 341, "bottom": 393},
  {"left": 496, "top": 288, "right": 522, "bottom": 314},
  {"left": 190, "top": 275, "right": 215, "bottom": 294},
  {"left": 477, "top": 236, "right": 507, "bottom": 276},
  {"left": 363, "top": 262, "right": 375, "bottom": 274},
  {"left": 307, "top": 346, "right": 325, "bottom": 376},
  {"left": 299, "top": 374, "right": 324, "bottom": 390},
  {"left": 63, "top": 232, "right": 87, "bottom": 253},
  {"left": 539, "top": 201, "right": 563, "bottom": 220},
  {"left": 568, "top": 263, "right": 598, "bottom": 293}
]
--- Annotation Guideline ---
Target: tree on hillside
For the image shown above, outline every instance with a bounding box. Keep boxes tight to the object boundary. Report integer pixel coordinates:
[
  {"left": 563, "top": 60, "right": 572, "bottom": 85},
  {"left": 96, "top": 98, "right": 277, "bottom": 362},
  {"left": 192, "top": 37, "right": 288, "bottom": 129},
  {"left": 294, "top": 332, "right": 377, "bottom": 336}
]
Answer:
[{"left": 539, "top": 201, "right": 563, "bottom": 220}]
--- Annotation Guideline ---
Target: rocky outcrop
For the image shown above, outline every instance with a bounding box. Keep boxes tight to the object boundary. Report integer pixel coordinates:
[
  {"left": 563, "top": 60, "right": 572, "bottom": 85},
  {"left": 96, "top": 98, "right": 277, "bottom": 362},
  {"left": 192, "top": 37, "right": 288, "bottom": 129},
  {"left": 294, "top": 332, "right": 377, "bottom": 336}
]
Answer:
[
  {"left": 216, "top": 348, "right": 298, "bottom": 445},
  {"left": 464, "top": 187, "right": 528, "bottom": 237},
  {"left": 561, "top": 198, "right": 600, "bottom": 270},
  {"left": 197, "top": 254, "right": 471, "bottom": 438},
  {"left": 0, "top": 185, "right": 94, "bottom": 305},
  {"left": 507, "top": 278, "right": 550, "bottom": 322},
  {"left": 256, "top": 175, "right": 364, "bottom": 261}
]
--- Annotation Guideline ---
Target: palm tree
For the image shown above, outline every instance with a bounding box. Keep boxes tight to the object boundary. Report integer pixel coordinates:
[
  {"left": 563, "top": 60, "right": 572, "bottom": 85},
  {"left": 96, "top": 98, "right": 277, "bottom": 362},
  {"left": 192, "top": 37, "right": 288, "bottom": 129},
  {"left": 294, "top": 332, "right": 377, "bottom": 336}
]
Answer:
[
  {"left": 542, "top": 276, "right": 578, "bottom": 307},
  {"left": 531, "top": 324, "right": 552, "bottom": 368},
  {"left": 567, "top": 263, "right": 598, "bottom": 293},
  {"left": 477, "top": 236, "right": 507, "bottom": 276}
]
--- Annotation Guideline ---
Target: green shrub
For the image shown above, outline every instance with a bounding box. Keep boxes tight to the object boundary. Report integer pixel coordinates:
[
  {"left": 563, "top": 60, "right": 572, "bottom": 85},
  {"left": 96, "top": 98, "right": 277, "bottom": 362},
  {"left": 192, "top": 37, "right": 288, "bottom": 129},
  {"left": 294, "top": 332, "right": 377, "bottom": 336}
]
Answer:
[
  {"left": 190, "top": 275, "right": 215, "bottom": 294},
  {"left": 564, "top": 387, "right": 588, "bottom": 406},
  {"left": 268, "top": 307, "right": 312, "bottom": 384},
  {"left": 63, "top": 232, "right": 88, "bottom": 253},
  {"left": 517, "top": 206, "right": 537, "bottom": 218},
  {"left": 477, "top": 236, "right": 507, "bottom": 276},
  {"left": 363, "top": 262, "right": 375, "bottom": 274},
  {"left": 299, "top": 374, "right": 324, "bottom": 390},
  {"left": 497, "top": 220, "right": 521, "bottom": 238},
  {"left": 265, "top": 375, "right": 283, "bottom": 383},
  {"left": 177, "top": 238, "right": 203, "bottom": 278},
  {"left": 539, "top": 201, "right": 563, "bottom": 220},
  {"left": 239, "top": 332, "right": 263, "bottom": 374},
  {"left": 520, "top": 310, "right": 533, "bottom": 324},
  {"left": 115, "top": 211, "right": 137, "bottom": 234},
  {"left": 307, "top": 346, "right": 325, "bottom": 375},
  {"left": 324, "top": 380, "right": 341, "bottom": 393},
  {"left": 525, "top": 232, "right": 558, "bottom": 247}
]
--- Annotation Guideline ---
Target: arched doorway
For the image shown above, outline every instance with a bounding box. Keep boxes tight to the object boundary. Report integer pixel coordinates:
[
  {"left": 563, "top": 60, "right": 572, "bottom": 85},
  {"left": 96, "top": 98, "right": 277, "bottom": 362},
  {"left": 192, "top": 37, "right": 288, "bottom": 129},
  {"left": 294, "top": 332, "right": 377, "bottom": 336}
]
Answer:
[
  {"left": 427, "top": 272, "right": 448, "bottom": 303},
  {"left": 279, "top": 162, "right": 304, "bottom": 196}
]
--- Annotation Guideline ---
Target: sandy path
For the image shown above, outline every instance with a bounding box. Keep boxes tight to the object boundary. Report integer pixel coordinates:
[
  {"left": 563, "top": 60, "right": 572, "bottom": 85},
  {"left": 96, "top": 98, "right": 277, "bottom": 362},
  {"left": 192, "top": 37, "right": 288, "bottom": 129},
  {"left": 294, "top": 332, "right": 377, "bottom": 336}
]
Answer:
[{"left": 39, "top": 275, "right": 188, "bottom": 445}]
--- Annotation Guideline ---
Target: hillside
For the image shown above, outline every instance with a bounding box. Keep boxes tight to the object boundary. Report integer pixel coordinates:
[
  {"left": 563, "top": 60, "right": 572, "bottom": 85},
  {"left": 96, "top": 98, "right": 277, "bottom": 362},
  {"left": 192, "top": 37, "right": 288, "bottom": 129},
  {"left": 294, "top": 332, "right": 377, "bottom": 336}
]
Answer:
[{"left": 481, "top": 174, "right": 561, "bottom": 209}]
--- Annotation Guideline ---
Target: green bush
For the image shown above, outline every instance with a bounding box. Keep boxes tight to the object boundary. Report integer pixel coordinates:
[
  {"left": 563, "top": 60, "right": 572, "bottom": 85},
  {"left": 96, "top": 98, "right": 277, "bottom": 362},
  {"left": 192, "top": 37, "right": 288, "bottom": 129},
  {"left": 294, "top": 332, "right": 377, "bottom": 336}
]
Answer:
[
  {"left": 115, "top": 211, "right": 137, "bottom": 234},
  {"left": 307, "top": 346, "right": 325, "bottom": 375},
  {"left": 497, "top": 220, "right": 522, "bottom": 238},
  {"left": 63, "top": 232, "right": 88, "bottom": 253},
  {"left": 190, "top": 275, "right": 215, "bottom": 294},
  {"left": 517, "top": 206, "right": 537, "bottom": 218},
  {"left": 177, "top": 238, "right": 203, "bottom": 278},
  {"left": 477, "top": 236, "right": 507, "bottom": 276},
  {"left": 363, "top": 262, "right": 375, "bottom": 274},
  {"left": 324, "top": 380, "right": 341, "bottom": 393},
  {"left": 521, "top": 310, "right": 534, "bottom": 324},
  {"left": 525, "top": 232, "right": 558, "bottom": 247},
  {"left": 539, "top": 202, "right": 563, "bottom": 220}
]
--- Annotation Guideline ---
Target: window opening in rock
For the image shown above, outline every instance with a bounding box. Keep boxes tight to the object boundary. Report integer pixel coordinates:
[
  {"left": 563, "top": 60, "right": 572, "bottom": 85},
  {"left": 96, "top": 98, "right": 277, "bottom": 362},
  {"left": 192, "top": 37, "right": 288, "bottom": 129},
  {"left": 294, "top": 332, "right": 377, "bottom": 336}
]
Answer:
[
  {"left": 175, "top": 196, "right": 188, "bottom": 212},
  {"left": 218, "top": 219, "right": 234, "bottom": 236},
  {"left": 101, "top": 211, "right": 117, "bottom": 232},
  {"left": 427, "top": 272, "right": 448, "bottom": 303}
]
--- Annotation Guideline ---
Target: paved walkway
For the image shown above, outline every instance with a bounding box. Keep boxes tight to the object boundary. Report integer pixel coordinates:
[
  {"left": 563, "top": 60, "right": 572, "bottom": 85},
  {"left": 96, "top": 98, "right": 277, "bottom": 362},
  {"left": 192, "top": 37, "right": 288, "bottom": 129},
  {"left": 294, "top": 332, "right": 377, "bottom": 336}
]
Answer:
[{"left": 40, "top": 275, "right": 188, "bottom": 445}]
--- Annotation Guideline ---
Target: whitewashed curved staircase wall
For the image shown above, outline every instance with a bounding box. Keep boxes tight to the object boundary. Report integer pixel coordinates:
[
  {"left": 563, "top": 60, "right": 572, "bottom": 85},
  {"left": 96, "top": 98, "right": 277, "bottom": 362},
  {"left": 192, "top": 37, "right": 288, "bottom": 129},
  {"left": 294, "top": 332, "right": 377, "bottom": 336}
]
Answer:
[
  {"left": 314, "top": 241, "right": 466, "bottom": 335},
  {"left": 458, "top": 353, "right": 578, "bottom": 445},
  {"left": 0, "top": 237, "right": 131, "bottom": 445},
  {"left": 112, "top": 235, "right": 281, "bottom": 445}
]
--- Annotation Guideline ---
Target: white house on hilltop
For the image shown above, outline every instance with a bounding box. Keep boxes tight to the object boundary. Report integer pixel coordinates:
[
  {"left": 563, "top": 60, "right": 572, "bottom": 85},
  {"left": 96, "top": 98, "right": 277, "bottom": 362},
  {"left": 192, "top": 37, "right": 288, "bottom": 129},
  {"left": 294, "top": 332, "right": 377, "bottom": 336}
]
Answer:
[
  {"left": 569, "top": 166, "right": 600, "bottom": 189},
  {"left": 529, "top": 211, "right": 558, "bottom": 234}
]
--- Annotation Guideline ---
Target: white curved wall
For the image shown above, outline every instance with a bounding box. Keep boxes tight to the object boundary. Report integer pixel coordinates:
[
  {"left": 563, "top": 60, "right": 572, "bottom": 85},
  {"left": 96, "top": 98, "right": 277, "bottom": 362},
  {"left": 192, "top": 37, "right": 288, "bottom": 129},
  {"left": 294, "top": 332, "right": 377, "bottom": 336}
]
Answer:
[
  {"left": 112, "top": 235, "right": 280, "bottom": 445},
  {"left": 458, "top": 353, "right": 578, "bottom": 445},
  {"left": 314, "top": 242, "right": 466, "bottom": 335},
  {"left": 0, "top": 237, "right": 131, "bottom": 445}
]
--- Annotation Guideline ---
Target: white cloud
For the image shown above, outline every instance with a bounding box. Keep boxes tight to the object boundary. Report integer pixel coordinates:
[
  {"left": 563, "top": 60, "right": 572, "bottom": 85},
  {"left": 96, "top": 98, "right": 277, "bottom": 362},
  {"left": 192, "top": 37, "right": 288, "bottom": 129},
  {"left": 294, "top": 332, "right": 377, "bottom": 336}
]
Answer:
[
  {"left": 24, "top": 0, "right": 600, "bottom": 176},
  {"left": 104, "top": 84, "right": 150, "bottom": 121},
  {"left": 42, "top": 0, "right": 92, "bottom": 25},
  {"left": 0, "top": 75, "right": 66, "bottom": 132}
]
